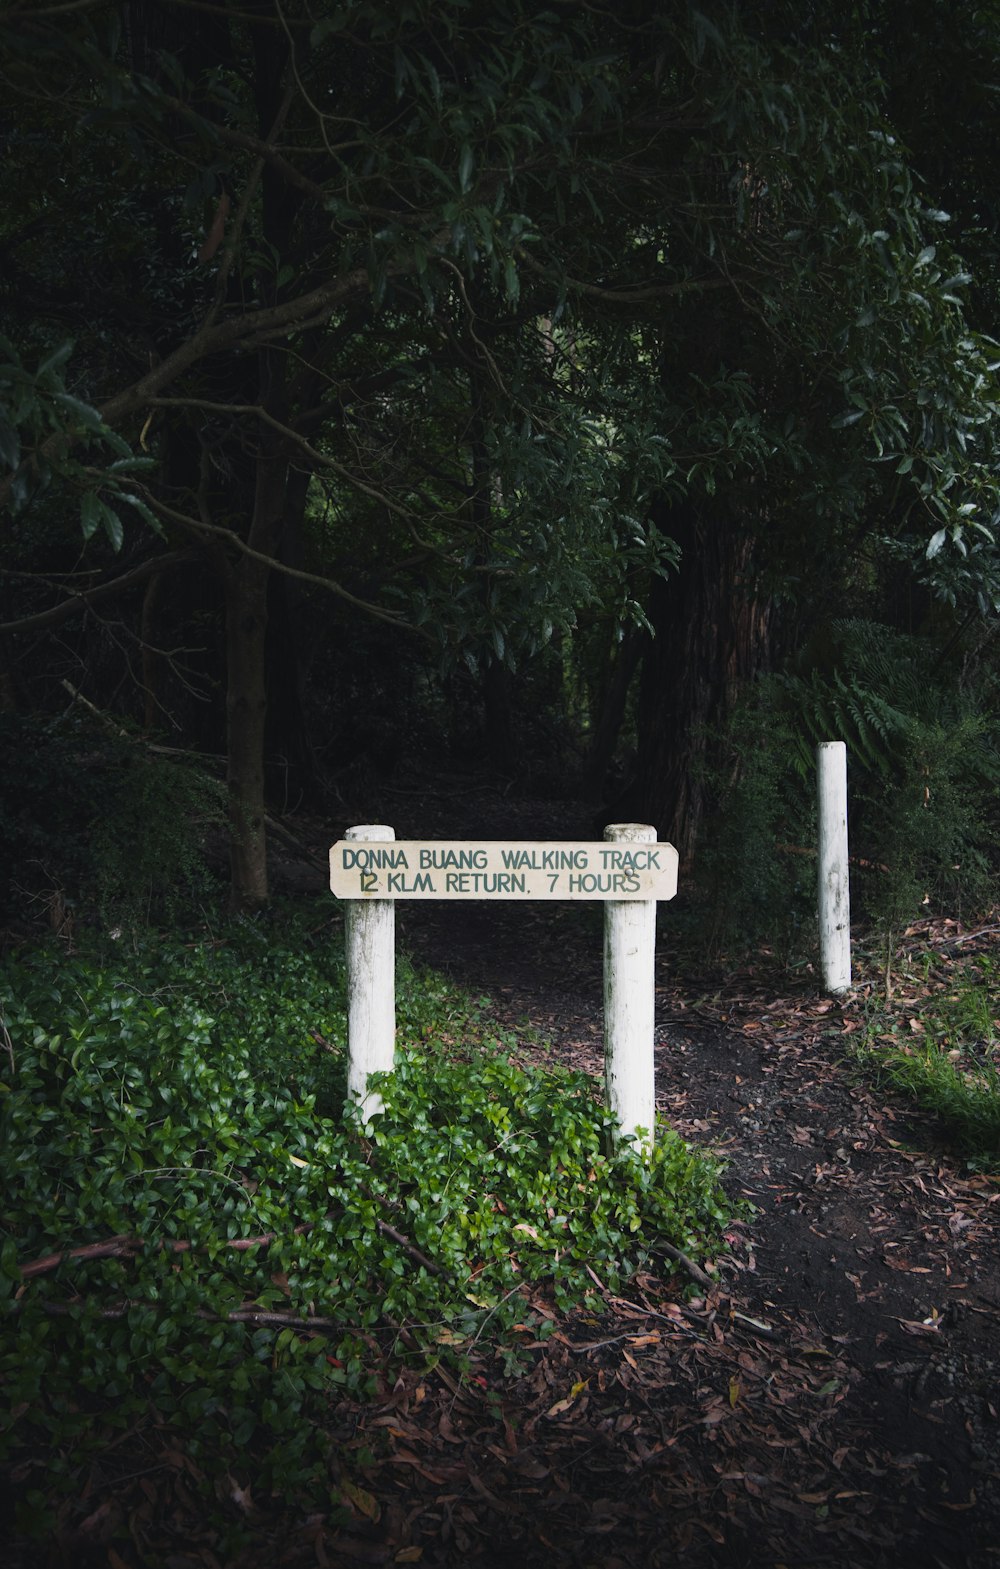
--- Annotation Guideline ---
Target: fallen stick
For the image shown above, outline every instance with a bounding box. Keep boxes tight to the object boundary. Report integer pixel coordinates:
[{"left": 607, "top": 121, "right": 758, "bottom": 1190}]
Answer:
[
  {"left": 12, "top": 1297, "right": 346, "bottom": 1331},
  {"left": 18, "top": 1208, "right": 449, "bottom": 1283},
  {"left": 727, "top": 1308, "right": 779, "bottom": 1340},
  {"left": 18, "top": 1227, "right": 309, "bottom": 1280},
  {"left": 374, "top": 1218, "right": 449, "bottom": 1279},
  {"left": 654, "top": 1239, "right": 715, "bottom": 1290}
]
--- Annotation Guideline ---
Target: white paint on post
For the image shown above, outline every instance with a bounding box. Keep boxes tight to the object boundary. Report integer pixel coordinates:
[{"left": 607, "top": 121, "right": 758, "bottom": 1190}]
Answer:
[
  {"left": 603, "top": 823, "right": 657, "bottom": 1156},
  {"left": 817, "top": 742, "right": 852, "bottom": 995},
  {"left": 344, "top": 824, "right": 397, "bottom": 1120}
]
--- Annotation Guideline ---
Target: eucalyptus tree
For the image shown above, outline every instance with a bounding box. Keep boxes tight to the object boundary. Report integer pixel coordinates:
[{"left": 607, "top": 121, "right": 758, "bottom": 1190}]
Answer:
[
  {"left": 541, "top": 7, "right": 1000, "bottom": 853},
  {"left": 0, "top": 0, "right": 674, "bottom": 909},
  {"left": 2, "top": 0, "right": 998, "bottom": 909}
]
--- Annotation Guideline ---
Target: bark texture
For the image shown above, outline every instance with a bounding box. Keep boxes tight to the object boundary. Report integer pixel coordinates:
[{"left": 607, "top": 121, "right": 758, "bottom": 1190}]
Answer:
[{"left": 621, "top": 502, "right": 771, "bottom": 863}]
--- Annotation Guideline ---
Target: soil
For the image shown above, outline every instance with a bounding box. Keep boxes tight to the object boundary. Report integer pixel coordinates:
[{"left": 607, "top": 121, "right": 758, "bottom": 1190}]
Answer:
[{"left": 288, "top": 781, "right": 1000, "bottom": 1569}]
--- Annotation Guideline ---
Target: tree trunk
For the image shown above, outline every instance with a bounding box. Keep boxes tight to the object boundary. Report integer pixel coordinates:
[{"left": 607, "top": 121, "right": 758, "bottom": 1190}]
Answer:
[
  {"left": 620, "top": 502, "right": 771, "bottom": 863},
  {"left": 583, "top": 621, "right": 645, "bottom": 802},
  {"left": 264, "top": 465, "right": 320, "bottom": 808},
  {"left": 139, "top": 565, "right": 168, "bottom": 733},
  {"left": 0, "top": 639, "right": 17, "bottom": 712},
  {"left": 224, "top": 552, "right": 271, "bottom": 911},
  {"left": 224, "top": 415, "right": 287, "bottom": 912},
  {"left": 482, "top": 658, "right": 516, "bottom": 772}
]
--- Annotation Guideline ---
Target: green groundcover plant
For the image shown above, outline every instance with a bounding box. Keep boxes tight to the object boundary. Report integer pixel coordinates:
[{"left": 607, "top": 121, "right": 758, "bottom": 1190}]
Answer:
[
  {"left": 856, "top": 948, "right": 1000, "bottom": 1172},
  {"left": 0, "top": 905, "right": 732, "bottom": 1536}
]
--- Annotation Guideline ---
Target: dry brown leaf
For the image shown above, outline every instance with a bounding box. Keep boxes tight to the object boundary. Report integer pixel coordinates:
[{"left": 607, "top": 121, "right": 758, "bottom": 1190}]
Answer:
[{"left": 341, "top": 1479, "right": 381, "bottom": 1522}]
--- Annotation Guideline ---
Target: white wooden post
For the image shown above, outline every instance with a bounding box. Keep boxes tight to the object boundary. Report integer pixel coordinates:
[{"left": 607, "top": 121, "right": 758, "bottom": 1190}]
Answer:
[
  {"left": 344, "top": 824, "right": 396, "bottom": 1120},
  {"left": 817, "top": 743, "right": 852, "bottom": 995},
  {"left": 603, "top": 823, "right": 657, "bottom": 1156}
]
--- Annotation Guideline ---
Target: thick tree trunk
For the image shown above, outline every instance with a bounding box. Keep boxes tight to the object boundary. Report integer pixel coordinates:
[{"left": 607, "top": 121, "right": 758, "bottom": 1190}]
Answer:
[
  {"left": 620, "top": 502, "right": 771, "bottom": 863},
  {"left": 482, "top": 658, "right": 516, "bottom": 772},
  {"left": 583, "top": 621, "right": 645, "bottom": 802}
]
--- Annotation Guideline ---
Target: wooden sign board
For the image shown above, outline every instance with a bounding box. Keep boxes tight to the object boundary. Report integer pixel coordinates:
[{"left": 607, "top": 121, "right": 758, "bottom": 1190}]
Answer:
[{"left": 329, "top": 840, "right": 678, "bottom": 901}]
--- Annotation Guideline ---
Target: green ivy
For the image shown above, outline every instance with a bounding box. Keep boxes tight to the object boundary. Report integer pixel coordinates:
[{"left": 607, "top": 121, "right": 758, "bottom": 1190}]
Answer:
[{"left": 0, "top": 908, "right": 733, "bottom": 1537}]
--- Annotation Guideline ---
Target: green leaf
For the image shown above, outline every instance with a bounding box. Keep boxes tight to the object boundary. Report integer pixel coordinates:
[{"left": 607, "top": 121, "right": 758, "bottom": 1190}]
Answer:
[
  {"left": 80, "top": 490, "right": 102, "bottom": 541},
  {"left": 36, "top": 341, "right": 74, "bottom": 379},
  {"left": 79, "top": 491, "right": 124, "bottom": 549},
  {"left": 459, "top": 144, "right": 474, "bottom": 194},
  {"left": 119, "top": 492, "right": 164, "bottom": 535},
  {"left": 102, "top": 504, "right": 124, "bottom": 553},
  {"left": 0, "top": 409, "right": 20, "bottom": 470},
  {"left": 54, "top": 393, "right": 104, "bottom": 432}
]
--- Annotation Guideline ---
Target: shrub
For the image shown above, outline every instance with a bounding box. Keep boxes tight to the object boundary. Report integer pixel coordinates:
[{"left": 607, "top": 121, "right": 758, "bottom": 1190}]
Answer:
[
  {"left": 0, "top": 713, "right": 225, "bottom": 933},
  {"left": 0, "top": 908, "right": 733, "bottom": 1537},
  {"left": 696, "top": 681, "right": 818, "bottom": 952},
  {"left": 698, "top": 620, "right": 1000, "bottom": 947}
]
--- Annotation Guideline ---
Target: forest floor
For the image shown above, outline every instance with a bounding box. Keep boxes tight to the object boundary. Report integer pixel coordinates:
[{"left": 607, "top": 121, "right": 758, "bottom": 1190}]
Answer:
[
  {"left": 14, "top": 784, "right": 1000, "bottom": 1569},
  {"left": 255, "top": 779, "right": 1000, "bottom": 1569}
]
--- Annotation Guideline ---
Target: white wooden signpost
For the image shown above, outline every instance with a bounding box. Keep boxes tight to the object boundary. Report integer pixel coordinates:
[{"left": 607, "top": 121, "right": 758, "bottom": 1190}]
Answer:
[
  {"left": 817, "top": 741, "right": 852, "bottom": 996},
  {"left": 330, "top": 824, "right": 678, "bottom": 1154}
]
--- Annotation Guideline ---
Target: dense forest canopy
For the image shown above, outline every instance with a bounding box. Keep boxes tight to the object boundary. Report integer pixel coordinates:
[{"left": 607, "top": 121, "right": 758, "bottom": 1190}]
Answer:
[{"left": 1, "top": 0, "right": 998, "bottom": 929}]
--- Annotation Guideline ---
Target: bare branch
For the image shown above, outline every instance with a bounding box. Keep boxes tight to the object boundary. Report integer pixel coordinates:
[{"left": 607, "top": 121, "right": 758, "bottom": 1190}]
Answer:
[
  {"left": 157, "top": 84, "right": 326, "bottom": 214},
  {"left": 0, "top": 550, "right": 197, "bottom": 635},
  {"left": 147, "top": 396, "right": 441, "bottom": 539},
  {"left": 95, "top": 268, "right": 371, "bottom": 431},
  {"left": 517, "top": 247, "right": 730, "bottom": 305},
  {"left": 145, "top": 0, "right": 306, "bottom": 24},
  {"left": 89, "top": 217, "right": 451, "bottom": 432},
  {"left": 7, "top": 0, "right": 107, "bottom": 15},
  {"left": 133, "top": 487, "right": 431, "bottom": 637}
]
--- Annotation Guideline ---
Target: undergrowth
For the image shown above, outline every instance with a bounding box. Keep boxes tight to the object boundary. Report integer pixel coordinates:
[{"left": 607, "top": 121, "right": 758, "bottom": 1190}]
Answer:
[
  {"left": 853, "top": 935, "right": 1000, "bottom": 1171},
  {"left": 0, "top": 902, "right": 732, "bottom": 1544},
  {"left": 697, "top": 620, "right": 1000, "bottom": 951}
]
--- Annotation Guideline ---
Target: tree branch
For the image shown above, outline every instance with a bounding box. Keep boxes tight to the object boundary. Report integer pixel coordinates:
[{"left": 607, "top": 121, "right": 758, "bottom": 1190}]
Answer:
[
  {"left": 203, "top": 81, "right": 297, "bottom": 329},
  {"left": 156, "top": 88, "right": 328, "bottom": 210},
  {"left": 0, "top": 549, "right": 197, "bottom": 635},
  {"left": 517, "top": 247, "right": 730, "bottom": 305},
  {"left": 134, "top": 488, "right": 431, "bottom": 636},
  {"left": 8, "top": 0, "right": 107, "bottom": 15},
  {"left": 147, "top": 397, "right": 433, "bottom": 531}
]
